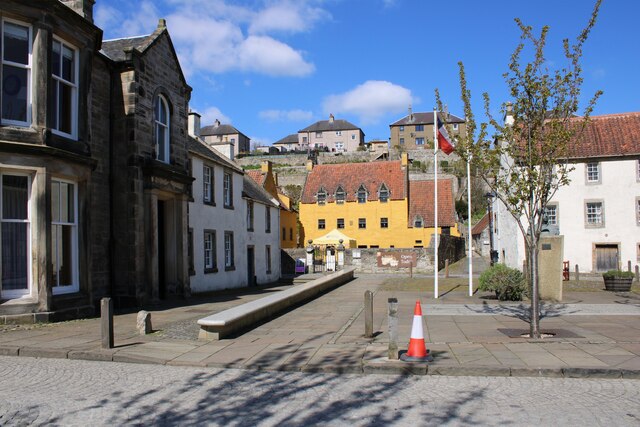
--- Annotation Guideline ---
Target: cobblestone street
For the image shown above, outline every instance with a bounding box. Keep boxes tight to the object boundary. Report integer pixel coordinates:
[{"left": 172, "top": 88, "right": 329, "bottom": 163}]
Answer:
[{"left": 0, "top": 356, "right": 638, "bottom": 426}]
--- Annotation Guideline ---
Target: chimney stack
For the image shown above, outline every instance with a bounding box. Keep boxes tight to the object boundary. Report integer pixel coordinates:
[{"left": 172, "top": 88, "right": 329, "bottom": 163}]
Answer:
[
  {"left": 329, "top": 113, "right": 334, "bottom": 123},
  {"left": 504, "top": 102, "right": 514, "bottom": 126},
  {"left": 188, "top": 111, "right": 201, "bottom": 138},
  {"left": 61, "top": 0, "right": 95, "bottom": 22},
  {"left": 261, "top": 160, "right": 272, "bottom": 174},
  {"left": 214, "top": 119, "right": 221, "bottom": 128},
  {"left": 306, "top": 160, "right": 314, "bottom": 171},
  {"left": 408, "top": 105, "right": 414, "bottom": 123}
]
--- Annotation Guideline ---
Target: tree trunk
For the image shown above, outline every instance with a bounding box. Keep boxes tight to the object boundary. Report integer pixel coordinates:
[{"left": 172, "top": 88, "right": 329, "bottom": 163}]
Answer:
[{"left": 528, "top": 230, "right": 541, "bottom": 338}]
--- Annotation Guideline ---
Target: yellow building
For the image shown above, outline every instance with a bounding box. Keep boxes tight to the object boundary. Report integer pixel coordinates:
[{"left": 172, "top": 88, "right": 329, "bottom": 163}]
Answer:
[
  {"left": 246, "top": 161, "right": 300, "bottom": 248},
  {"left": 299, "top": 155, "right": 459, "bottom": 248}
]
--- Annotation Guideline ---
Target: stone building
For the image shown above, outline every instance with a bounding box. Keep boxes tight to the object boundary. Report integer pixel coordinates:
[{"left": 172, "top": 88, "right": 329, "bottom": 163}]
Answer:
[{"left": 0, "top": 0, "right": 192, "bottom": 321}]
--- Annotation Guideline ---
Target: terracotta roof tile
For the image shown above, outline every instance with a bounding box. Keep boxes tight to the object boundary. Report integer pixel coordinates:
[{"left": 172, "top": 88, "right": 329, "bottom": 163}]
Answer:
[
  {"left": 567, "top": 112, "right": 640, "bottom": 158},
  {"left": 301, "top": 161, "right": 406, "bottom": 204},
  {"left": 408, "top": 180, "right": 456, "bottom": 227},
  {"left": 471, "top": 213, "right": 489, "bottom": 235},
  {"left": 246, "top": 169, "right": 266, "bottom": 186}
]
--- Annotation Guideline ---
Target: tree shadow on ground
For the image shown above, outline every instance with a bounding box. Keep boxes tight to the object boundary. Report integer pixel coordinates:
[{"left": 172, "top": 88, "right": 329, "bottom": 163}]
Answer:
[
  {"left": 41, "top": 344, "right": 492, "bottom": 426},
  {"left": 465, "top": 301, "right": 578, "bottom": 322}
]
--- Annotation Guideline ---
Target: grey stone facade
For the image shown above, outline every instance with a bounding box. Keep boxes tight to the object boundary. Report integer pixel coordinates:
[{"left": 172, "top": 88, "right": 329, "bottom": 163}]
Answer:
[{"left": 0, "top": 0, "right": 192, "bottom": 322}]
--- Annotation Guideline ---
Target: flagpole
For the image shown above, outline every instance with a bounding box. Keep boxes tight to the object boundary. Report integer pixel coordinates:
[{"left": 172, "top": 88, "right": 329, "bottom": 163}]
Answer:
[
  {"left": 467, "top": 154, "right": 473, "bottom": 296},
  {"left": 433, "top": 108, "right": 439, "bottom": 299}
]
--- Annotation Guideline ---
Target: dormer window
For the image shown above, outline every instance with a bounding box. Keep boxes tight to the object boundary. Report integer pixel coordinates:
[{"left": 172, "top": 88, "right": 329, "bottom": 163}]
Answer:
[
  {"left": 335, "top": 186, "right": 345, "bottom": 204},
  {"left": 357, "top": 185, "right": 367, "bottom": 203},
  {"left": 414, "top": 215, "right": 423, "bottom": 228},
  {"left": 378, "top": 184, "right": 389, "bottom": 203},
  {"left": 317, "top": 187, "right": 327, "bottom": 205}
]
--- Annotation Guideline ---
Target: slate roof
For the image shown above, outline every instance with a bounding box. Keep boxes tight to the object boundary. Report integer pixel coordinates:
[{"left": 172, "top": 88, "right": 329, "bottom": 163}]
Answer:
[
  {"left": 471, "top": 213, "right": 490, "bottom": 236},
  {"left": 301, "top": 161, "right": 407, "bottom": 204},
  {"left": 408, "top": 180, "right": 456, "bottom": 227},
  {"left": 187, "top": 137, "right": 243, "bottom": 173},
  {"left": 390, "top": 112, "right": 465, "bottom": 127},
  {"left": 566, "top": 112, "right": 640, "bottom": 159},
  {"left": 273, "top": 134, "right": 299, "bottom": 145},
  {"left": 299, "top": 119, "right": 362, "bottom": 133},
  {"left": 201, "top": 124, "right": 244, "bottom": 137},
  {"left": 101, "top": 35, "right": 152, "bottom": 62},
  {"left": 242, "top": 175, "right": 279, "bottom": 207}
]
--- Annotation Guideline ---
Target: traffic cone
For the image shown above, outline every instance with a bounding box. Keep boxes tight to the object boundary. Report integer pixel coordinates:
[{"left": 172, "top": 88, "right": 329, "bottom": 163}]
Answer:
[{"left": 400, "top": 300, "right": 433, "bottom": 362}]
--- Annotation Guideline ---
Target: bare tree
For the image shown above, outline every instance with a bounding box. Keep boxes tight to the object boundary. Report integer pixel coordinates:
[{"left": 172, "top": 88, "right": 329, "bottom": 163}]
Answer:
[{"left": 443, "top": 0, "right": 602, "bottom": 337}]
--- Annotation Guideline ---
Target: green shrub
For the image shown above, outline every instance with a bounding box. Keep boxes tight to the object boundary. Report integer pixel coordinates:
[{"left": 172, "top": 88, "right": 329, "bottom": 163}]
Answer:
[
  {"left": 478, "top": 264, "right": 527, "bottom": 301},
  {"left": 602, "top": 270, "right": 635, "bottom": 279}
]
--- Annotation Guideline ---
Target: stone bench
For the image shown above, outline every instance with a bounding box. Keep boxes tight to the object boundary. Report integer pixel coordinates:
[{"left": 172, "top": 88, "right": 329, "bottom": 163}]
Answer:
[{"left": 197, "top": 267, "right": 355, "bottom": 340}]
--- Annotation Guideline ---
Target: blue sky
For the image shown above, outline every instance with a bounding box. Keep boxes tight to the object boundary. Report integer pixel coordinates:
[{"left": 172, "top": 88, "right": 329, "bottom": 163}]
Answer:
[{"left": 96, "top": 0, "right": 638, "bottom": 146}]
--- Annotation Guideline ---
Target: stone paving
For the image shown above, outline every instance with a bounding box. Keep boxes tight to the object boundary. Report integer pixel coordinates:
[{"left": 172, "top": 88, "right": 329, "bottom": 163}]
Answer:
[{"left": 0, "top": 265, "right": 639, "bottom": 378}]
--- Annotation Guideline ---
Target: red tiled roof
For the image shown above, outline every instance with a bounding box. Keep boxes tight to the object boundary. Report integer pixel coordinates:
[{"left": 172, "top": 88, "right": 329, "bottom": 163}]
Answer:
[
  {"left": 408, "top": 180, "right": 456, "bottom": 227},
  {"left": 246, "top": 170, "right": 266, "bottom": 186},
  {"left": 301, "top": 161, "right": 406, "bottom": 204},
  {"left": 566, "top": 112, "right": 640, "bottom": 158},
  {"left": 471, "top": 213, "right": 489, "bottom": 235}
]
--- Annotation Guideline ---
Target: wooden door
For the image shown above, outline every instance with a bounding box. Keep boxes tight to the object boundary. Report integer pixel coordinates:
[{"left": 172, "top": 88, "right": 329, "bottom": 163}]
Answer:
[{"left": 595, "top": 244, "right": 618, "bottom": 272}]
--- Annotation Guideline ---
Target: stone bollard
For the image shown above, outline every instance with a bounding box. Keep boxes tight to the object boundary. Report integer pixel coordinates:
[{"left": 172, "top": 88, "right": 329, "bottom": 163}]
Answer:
[
  {"left": 101, "top": 298, "right": 114, "bottom": 349},
  {"left": 137, "top": 310, "right": 153, "bottom": 335},
  {"left": 636, "top": 265, "right": 639, "bottom": 283},
  {"left": 445, "top": 259, "right": 450, "bottom": 278},
  {"left": 388, "top": 298, "right": 398, "bottom": 360},
  {"left": 628, "top": 260, "right": 632, "bottom": 272},
  {"left": 575, "top": 264, "right": 580, "bottom": 283},
  {"left": 364, "top": 291, "right": 373, "bottom": 338}
]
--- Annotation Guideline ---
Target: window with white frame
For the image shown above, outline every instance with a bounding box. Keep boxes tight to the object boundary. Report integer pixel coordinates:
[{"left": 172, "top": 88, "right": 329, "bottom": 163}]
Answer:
[
  {"left": 358, "top": 218, "right": 366, "bottom": 229},
  {"left": 224, "top": 231, "right": 234, "bottom": 269},
  {"left": 399, "top": 138, "right": 405, "bottom": 145},
  {"left": 378, "top": 184, "right": 389, "bottom": 203},
  {"left": 399, "top": 125, "right": 404, "bottom": 132},
  {"left": 246, "top": 200, "right": 254, "bottom": 230},
  {"left": 315, "top": 131, "right": 322, "bottom": 138},
  {"left": 0, "top": 173, "right": 31, "bottom": 298},
  {"left": 337, "top": 218, "right": 344, "bottom": 229},
  {"left": 317, "top": 187, "right": 327, "bottom": 205},
  {"left": 154, "top": 94, "right": 170, "bottom": 162},
  {"left": 586, "top": 162, "right": 600, "bottom": 183},
  {"left": 453, "top": 123, "right": 459, "bottom": 131},
  {"left": 203, "top": 165, "right": 212, "bottom": 203},
  {"left": 415, "top": 137, "right": 425, "bottom": 145},
  {"left": 204, "top": 230, "right": 216, "bottom": 272},
  {"left": 266, "top": 245, "right": 271, "bottom": 274},
  {"left": 357, "top": 185, "right": 367, "bottom": 203},
  {"left": 585, "top": 201, "right": 603, "bottom": 227},
  {"left": 51, "top": 179, "right": 78, "bottom": 294},
  {"left": 265, "top": 206, "right": 271, "bottom": 233},
  {"left": 415, "top": 125, "right": 424, "bottom": 132},
  {"left": 223, "top": 172, "right": 233, "bottom": 208},
  {"left": 1, "top": 20, "right": 32, "bottom": 126},
  {"left": 318, "top": 219, "right": 325, "bottom": 230},
  {"left": 52, "top": 38, "right": 78, "bottom": 138},
  {"left": 335, "top": 131, "right": 342, "bottom": 136},
  {"left": 544, "top": 204, "right": 558, "bottom": 225},
  {"left": 335, "top": 186, "right": 345, "bottom": 204},
  {"left": 380, "top": 217, "right": 388, "bottom": 228}
]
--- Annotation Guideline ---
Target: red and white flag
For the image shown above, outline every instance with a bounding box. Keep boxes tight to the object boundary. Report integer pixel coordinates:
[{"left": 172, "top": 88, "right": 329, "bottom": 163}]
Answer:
[{"left": 437, "top": 118, "right": 455, "bottom": 155}]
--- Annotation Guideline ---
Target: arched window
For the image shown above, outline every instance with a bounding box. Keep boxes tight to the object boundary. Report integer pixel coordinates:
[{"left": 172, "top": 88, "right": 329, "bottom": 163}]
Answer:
[
  {"left": 316, "top": 187, "right": 327, "bottom": 205},
  {"left": 356, "top": 185, "right": 367, "bottom": 203},
  {"left": 154, "top": 94, "right": 170, "bottom": 163},
  {"left": 378, "top": 183, "right": 389, "bottom": 203},
  {"left": 414, "top": 215, "right": 423, "bottom": 228},
  {"left": 335, "top": 186, "right": 345, "bottom": 204}
]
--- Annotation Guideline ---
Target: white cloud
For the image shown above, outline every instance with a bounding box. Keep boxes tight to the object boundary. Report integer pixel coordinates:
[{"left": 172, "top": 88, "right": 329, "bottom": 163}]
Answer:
[
  {"left": 323, "top": 80, "right": 414, "bottom": 124},
  {"left": 198, "top": 106, "right": 231, "bottom": 126},
  {"left": 249, "top": 1, "right": 331, "bottom": 34},
  {"left": 98, "top": 0, "right": 319, "bottom": 78},
  {"left": 259, "top": 109, "right": 314, "bottom": 122}
]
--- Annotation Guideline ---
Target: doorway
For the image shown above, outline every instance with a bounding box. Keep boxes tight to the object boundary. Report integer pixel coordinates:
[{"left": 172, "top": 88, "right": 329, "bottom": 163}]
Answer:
[
  {"left": 595, "top": 244, "right": 619, "bottom": 272},
  {"left": 157, "top": 200, "right": 167, "bottom": 299},
  {"left": 247, "top": 246, "right": 255, "bottom": 286}
]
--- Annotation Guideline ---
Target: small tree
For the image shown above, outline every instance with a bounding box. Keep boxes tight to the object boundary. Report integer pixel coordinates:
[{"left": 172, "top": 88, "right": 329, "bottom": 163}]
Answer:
[{"left": 442, "top": 0, "right": 602, "bottom": 338}]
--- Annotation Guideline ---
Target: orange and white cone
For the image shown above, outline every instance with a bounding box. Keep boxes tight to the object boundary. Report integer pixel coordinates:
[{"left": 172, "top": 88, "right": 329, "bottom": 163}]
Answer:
[{"left": 400, "top": 300, "right": 433, "bottom": 362}]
